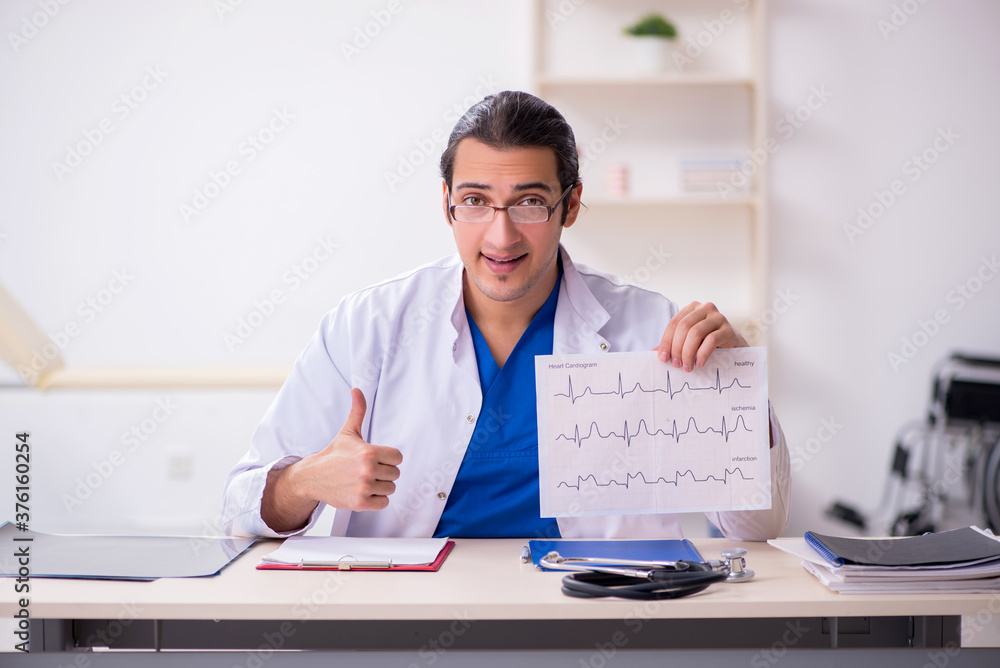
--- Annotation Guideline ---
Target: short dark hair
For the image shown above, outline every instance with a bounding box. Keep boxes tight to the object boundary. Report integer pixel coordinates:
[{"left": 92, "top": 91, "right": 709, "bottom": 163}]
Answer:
[{"left": 440, "top": 91, "right": 580, "bottom": 194}]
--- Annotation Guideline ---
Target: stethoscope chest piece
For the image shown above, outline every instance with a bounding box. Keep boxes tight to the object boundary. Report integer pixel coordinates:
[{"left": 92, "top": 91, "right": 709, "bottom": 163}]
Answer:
[{"left": 719, "top": 547, "right": 755, "bottom": 583}]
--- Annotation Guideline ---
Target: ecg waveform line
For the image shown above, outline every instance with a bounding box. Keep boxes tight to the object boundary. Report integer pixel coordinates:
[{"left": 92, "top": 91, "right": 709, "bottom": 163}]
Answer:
[
  {"left": 555, "top": 414, "right": 753, "bottom": 447},
  {"left": 556, "top": 467, "right": 754, "bottom": 490},
  {"left": 554, "top": 369, "right": 750, "bottom": 405}
]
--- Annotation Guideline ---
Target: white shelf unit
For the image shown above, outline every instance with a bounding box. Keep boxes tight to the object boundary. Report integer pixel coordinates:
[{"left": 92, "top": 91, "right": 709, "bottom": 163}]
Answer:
[
  {"left": 537, "top": 74, "right": 756, "bottom": 87},
  {"left": 531, "top": 0, "right": 769, "bottom": 342}
]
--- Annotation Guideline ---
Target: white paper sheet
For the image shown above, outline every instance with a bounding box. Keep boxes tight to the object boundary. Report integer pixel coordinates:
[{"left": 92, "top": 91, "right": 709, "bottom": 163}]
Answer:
[
  {"left": 801, "top": 561, "right": 1000, "bottom": 594},
  {"left": 535, "top": 348, "right": 770, "bottom": 517},
  {"left": 259, "top": 536, "right": 448, "bottom": 566}
]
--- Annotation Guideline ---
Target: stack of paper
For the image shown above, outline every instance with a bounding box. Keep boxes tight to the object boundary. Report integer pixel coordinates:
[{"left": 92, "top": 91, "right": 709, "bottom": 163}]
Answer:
[{"left": 769, "top": 526, "right": 1000, "bottom": 594}]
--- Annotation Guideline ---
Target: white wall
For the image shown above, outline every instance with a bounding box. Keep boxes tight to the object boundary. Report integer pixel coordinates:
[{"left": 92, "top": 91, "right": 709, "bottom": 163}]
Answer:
[
  {"left": 0, "top": 0, "right": 997, "bottom": 537},
  {"left": 768, "top": 0, "right": 1000, "bottom": 536},
  {"left": 0, "top": 0, "right": 534, "bottom": 533}
]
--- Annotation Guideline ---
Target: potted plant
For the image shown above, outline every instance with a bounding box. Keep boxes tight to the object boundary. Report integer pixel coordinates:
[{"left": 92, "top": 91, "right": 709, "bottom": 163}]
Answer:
[{"left": 623, "top": 13, "right": 678, "bottom": 74}]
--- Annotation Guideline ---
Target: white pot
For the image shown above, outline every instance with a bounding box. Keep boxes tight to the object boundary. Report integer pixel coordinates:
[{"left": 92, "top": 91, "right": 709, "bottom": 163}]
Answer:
[{"left": 632, "top": 37, "right": 673, "bottom": 75}]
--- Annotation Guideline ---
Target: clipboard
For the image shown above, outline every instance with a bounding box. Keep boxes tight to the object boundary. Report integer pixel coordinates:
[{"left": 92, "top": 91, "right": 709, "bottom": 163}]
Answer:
[
  {"left": 256, "top": 540, "right": 455, "bottom": 572},
  {"left": 527, "top": 539, "right": 703, "bottom": 570}
]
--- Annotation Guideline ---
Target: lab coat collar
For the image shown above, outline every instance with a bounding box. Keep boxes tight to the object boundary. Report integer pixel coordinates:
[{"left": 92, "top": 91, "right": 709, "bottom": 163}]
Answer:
[{"left": 556, "top": 244, "right": 611, "bottom": 335}]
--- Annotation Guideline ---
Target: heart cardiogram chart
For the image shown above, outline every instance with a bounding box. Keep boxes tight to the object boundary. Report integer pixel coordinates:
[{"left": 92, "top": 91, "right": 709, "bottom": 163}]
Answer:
[{"left": 535, "top": 348, "right": 771, "bottom": 517}]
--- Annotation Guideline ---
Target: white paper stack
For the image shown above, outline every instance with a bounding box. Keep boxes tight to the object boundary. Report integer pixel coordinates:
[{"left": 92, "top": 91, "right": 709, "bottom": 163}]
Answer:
[
  {"left": 259, "top": 536, "right": 448, "bottom": 567},
  {"left": 769, "top": 527, "right": 1000, "bottom": 594}
]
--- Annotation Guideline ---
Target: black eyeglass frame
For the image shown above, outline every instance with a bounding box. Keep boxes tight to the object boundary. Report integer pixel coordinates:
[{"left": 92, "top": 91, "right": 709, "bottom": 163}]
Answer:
[{"left": 447, "top": 183, "right": 577, "bottom": 224}]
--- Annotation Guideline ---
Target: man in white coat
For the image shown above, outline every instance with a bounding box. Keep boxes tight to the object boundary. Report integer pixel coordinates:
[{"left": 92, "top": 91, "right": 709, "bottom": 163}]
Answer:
[{"left": 222, "top": 91, "right": 790, "bottom": 540}]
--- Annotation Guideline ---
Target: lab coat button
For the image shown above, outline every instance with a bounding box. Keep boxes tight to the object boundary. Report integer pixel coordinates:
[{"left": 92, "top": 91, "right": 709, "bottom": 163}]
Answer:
[
  {"left": 599, "top": 342, "right": 609, "bottom": 351},
  {"left": 437, "top": 492, "right": 447, "bottom": 500},
  {"left": 466, "top": 414, "right": 475, "bottom": 423}
]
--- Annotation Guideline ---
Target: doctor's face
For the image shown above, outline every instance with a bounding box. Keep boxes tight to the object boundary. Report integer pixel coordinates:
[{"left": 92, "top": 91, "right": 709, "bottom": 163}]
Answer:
[{"left": 443, "top": 139, "right": 581, "bottom": 309}]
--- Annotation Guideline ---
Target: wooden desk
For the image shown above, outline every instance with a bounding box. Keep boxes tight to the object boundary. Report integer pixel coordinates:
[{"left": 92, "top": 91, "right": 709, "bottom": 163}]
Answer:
[{"left": 7, "top": 538, "right": 1000, "bottom": 665}]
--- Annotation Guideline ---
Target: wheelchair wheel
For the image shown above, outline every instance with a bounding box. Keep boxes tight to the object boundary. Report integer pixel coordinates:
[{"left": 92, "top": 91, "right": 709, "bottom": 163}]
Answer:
[{"left": 981, "top": 434, "right": 1000, "bottom": 532}]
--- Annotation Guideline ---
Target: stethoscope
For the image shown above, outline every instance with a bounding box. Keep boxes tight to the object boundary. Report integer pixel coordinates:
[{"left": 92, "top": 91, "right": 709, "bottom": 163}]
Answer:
[{"left": 538, "top": 547, "right": 755, "bottom": 600}]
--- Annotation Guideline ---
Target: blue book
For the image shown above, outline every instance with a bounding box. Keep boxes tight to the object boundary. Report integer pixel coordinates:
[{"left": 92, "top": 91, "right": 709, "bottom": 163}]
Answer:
[{"left": 528, "top": 539, "right": 703, "bottom": 570}]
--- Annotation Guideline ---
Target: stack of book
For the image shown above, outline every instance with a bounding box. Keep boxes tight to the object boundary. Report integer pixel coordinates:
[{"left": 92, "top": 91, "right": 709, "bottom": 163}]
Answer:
[
  {"left": 678, "top": 156, "right": 747, "bottom": 195},
  {"left": 769, "top": 526, "right": 1000, "bottom": 594}
]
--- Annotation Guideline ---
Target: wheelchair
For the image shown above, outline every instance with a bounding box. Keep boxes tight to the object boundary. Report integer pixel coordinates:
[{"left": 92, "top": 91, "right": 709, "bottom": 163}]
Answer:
[{"left": 828, "top": 352, "right": 1000, "bottom": 537}]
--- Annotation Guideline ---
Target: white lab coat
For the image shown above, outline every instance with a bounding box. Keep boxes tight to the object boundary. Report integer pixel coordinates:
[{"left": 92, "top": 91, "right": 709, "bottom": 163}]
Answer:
[{"left": 221, "top": 246, "right": 790, "bottom": 539}]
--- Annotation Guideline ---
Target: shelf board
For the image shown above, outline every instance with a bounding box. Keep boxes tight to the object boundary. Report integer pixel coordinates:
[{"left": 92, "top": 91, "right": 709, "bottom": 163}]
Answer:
[
  {"left": 537, "top": 73, "right": 755, "bottom": 88},
  {"left": 34, "top": 366, "right": 291, "bottom": 390},
  {"left": 583, "top": 195, "right": 757, "bottom": 207}
]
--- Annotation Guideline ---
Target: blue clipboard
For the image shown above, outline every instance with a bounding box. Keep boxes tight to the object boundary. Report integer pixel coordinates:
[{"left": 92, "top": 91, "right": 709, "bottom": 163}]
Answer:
[{"left": 528, "top": 539, "right": 704, "bottom": 570}]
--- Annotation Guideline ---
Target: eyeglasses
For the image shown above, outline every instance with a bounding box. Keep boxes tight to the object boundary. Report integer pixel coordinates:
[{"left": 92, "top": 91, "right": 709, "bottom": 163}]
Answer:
[{"left": 448, "top": 184, "right": 575, "bottom": 224}]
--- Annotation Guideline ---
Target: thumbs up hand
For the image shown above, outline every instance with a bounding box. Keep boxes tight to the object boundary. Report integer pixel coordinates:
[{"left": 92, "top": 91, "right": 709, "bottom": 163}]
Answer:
[
  {"left": 308, "top": 387, "right": 404, "bottom": 511},
  {"left": 262, "top": 388, "right": 403, "bottom": 531}
]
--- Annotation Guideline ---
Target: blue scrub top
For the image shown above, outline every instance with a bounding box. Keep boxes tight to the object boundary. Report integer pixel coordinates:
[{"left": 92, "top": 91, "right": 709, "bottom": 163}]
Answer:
[{"left": 434, "top": 273, "right": 562, "bottom": 539}]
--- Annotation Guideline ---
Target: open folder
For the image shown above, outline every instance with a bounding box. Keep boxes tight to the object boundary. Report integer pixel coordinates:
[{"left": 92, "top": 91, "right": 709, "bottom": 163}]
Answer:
[
  {"left": 0, "top": 522, "right": 255, "bottom": 581},
  {"left": 257, "top": 536, "right": 454, "bottom": 571}
]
